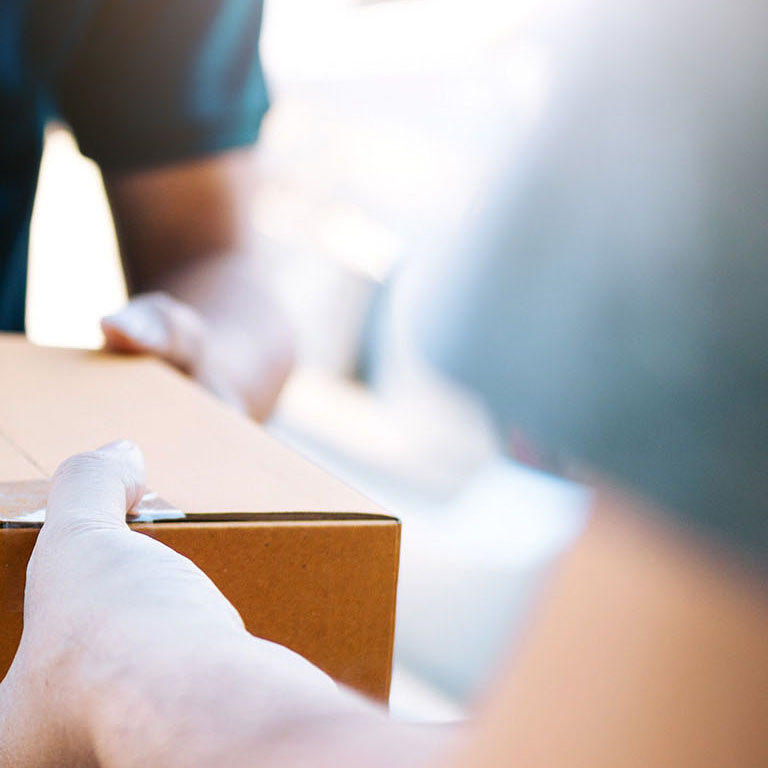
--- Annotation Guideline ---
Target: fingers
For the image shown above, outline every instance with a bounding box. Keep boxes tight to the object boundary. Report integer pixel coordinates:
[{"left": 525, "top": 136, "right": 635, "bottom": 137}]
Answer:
[
  {"left": 103, "top": 292, "right": 249, "bottom": 411},
  {"left": 101, "top": 292, "right": 207, "bottom": 375},
  {"left": 46, "top": 441, "right": 146, "bottom": 532}
]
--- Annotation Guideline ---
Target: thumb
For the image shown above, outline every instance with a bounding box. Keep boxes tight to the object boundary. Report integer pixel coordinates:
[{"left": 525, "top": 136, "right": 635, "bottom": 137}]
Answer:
[
  {"left": 46, "top": 441, "right": 146, "bottom": 533},
  {"left": 101, "top": 292, "right": 206, "bottom": 374}
]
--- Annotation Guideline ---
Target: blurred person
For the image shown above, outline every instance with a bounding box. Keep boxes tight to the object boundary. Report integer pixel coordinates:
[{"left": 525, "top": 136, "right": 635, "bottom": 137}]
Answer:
[
  {"left": 1, "top": 0, "right": 292, "bottom": 419},
  {"left": 3, "top": 0, "right": 768, "bottom": 765}
]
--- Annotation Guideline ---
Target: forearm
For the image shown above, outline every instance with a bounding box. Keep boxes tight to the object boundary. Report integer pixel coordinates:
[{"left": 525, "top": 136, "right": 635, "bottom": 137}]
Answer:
[
  {"left": 2, "top": 445, "right": 446, "bottom": 768},
  {"left": 87, "top": 632, "right": 443, "bottom": 768},
  {"left": 103, "top": 249, "right": 294, "bottom": 419},
  {"left": 444, "top": 495, "right": 768, "bottom": 768},
  {"left": 105, "top": 151, "right": 293, "bottom": 418},
  {"left": 182, "top": 251, "right": 294, "bottom": 416},
  {"left": 154, "top": 250, "right": 294, "bottom": 414}
]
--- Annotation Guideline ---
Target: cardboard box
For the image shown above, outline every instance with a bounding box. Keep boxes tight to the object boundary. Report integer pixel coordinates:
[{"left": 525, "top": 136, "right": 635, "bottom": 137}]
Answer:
[{"left": 0, "top": 334, "right": 399, "bottom": 702}]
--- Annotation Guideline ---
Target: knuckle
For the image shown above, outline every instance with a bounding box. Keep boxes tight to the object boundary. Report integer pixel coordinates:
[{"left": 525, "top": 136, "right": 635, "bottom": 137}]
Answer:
[
  {"left": 54, "top": 451, "right": 111, "bottom": 481},
  {"left": 150, "top": 294, "right": 204, "bottom": 339},
  {"left": 52, "top": 451, "right": 131, "bottom": 499},
  {"left": 139, "top": 290, "right": 168, "bottom": 306},
  {"left": 147, "top": 291, "right": 179, "bottom": 315},
  {"left": 51, "top": 516, "right": 125, "bottom": 540},
  {"left": 169, "top": 300, "right": 202, "bottom": 330}
]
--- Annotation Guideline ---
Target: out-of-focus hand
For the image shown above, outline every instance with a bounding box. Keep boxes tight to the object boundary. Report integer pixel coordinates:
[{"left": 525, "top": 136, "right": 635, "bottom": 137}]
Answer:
[
  {"left": 102, "top": 292, "right": 293, "bottom": 420},
  {"left": 0, "top": 441, "right": 334, "bottom": 768}
]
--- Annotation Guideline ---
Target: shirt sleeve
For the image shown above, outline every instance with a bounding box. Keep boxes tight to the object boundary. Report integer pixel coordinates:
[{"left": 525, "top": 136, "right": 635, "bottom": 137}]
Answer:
[{"left": 28, "top": 0, "right": 269, "bottom": 171}]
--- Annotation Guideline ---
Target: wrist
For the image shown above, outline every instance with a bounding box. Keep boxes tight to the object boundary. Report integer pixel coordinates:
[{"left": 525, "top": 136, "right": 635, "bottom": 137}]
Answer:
[
  {"left": 85, "top": 635, "right": 341, "bottom": 768},
  {"left": 200, "top": 311, "right": 295, "bottom": 420}
]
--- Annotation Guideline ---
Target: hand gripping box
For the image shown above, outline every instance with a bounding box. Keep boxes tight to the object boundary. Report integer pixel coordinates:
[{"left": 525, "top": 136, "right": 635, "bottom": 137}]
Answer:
[{"left": 0, "top": 335, "right": 399, "bottom": 702}]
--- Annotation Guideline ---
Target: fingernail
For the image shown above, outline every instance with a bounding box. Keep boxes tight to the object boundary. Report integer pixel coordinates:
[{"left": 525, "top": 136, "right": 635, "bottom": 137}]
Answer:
[
  {"left": 100, "top": 439, "right": 136, "bottom": 453},
  {"left": 103, "top": 306, "right": 168, "bottom": 349},
  {"left": 98, "top": 441, "right": 144, "bottom": 475}
]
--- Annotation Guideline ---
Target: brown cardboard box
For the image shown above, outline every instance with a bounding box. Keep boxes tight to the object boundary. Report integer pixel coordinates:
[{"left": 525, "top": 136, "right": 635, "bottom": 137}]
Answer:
[{"left": 0, "top": 334, "right": 399, "bottom": 702}]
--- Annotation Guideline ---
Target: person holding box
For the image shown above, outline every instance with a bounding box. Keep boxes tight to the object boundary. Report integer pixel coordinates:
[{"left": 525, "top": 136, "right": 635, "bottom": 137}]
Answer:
[{"left": 1, "top": 0, "right": 292, "bottom": 420}]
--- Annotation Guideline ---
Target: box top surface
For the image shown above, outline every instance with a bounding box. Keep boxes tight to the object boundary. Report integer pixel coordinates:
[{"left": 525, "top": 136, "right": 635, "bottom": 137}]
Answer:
[{"left": 0, "top": 336, "right": 390, "bottom": 519}]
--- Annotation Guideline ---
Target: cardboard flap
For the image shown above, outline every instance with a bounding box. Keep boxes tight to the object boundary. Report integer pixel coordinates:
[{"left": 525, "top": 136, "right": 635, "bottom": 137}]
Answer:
[{"left": 0, "top": 336, "right": 392, "bottom": 520}]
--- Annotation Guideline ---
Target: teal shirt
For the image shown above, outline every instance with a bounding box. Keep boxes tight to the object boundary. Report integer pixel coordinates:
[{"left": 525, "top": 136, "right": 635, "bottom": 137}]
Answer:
[
  {"left": 0, "top": 0, "right": 268, "bottom": 331},
  {"left": 420, "top": 0, "right": 768, "bottom": 567}
]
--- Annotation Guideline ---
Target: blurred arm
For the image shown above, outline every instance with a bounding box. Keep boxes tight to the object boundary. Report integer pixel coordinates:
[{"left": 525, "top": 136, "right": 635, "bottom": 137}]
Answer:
[
  {"left": 448, "top": 491, "right": 768, "bottom": 768},
  {"left": 102, "top": 149, "right": 293, "bottom": 420}
]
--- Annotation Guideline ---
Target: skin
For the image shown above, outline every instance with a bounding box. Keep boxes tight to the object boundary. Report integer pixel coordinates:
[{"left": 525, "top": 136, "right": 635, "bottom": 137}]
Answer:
[
  {"left": 0, "top": 443, "right": 443, "bottom": 768},
  {"left": 448, "top": 495, "right": 768, "bottom": 767},
  {"left": 1, "top": 443, "right": 767, "bottom": 767},
  {"left": 100, "top": 149, "right": 294, "bottom": 420}
]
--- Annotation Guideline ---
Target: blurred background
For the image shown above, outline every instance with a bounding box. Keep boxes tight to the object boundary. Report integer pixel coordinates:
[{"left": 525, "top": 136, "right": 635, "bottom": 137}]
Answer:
[{"left": 26, "top": 0, "right": 587, "bottom": 721}]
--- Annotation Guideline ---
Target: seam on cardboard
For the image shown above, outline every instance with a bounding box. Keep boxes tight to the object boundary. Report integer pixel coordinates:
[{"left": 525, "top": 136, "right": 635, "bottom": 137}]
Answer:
[{"left": 0, "top": 426, "right": 48, "bottom": 478}]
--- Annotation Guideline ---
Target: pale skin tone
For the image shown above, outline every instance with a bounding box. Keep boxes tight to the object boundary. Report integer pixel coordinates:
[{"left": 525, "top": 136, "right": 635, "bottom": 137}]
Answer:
[
  {"left": 1, "top": 442, "right": 767, "bottom": 767},
  {"left": 100, "top": 149, "right": 293, "bottom": 421}
]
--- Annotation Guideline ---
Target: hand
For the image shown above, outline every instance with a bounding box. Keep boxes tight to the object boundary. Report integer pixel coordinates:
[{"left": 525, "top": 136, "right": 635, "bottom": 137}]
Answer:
[
  {"left": 0, "top": 441, "right": 335, "bottom": 768},
  {"left": 102, "top": 292, "right": 293, "bottom": 420}
]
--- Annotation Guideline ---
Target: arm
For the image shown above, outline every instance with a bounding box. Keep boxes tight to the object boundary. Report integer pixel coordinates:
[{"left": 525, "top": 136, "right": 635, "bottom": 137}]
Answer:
[
  {"left": 3, "top": 446, "right": 768, "bottom": 767},
  {"left": 0, "top": 443, "right": 444, "bottom": 768},
  {"left": 447, "top": 490, "right": 768, "bottom": 768},
  {"left": 101, "top": 149, "right": 293, "bottom": 420}
]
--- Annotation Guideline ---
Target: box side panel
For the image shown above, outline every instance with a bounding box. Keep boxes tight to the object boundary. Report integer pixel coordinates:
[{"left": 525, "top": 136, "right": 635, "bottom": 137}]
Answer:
[
  {"left": 142, "top": 520, "right": 400, "bottom": 703},
  {"left": 1, "top": 521, "right": 400, "bottom": 703},
  {"left": 0, "top": 529, "right": 37, "bottom": 680}
]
